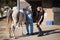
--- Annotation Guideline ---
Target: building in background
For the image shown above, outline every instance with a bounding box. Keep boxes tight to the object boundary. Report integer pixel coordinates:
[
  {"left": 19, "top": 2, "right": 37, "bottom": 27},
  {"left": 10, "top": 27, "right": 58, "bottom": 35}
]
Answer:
[{"left": 20, "top": 0, "right": 60, "bottom": 25}]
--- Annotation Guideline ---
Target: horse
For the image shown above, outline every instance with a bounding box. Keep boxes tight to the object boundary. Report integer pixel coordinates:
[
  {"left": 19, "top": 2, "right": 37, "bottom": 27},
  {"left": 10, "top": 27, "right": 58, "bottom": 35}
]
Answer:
[{"left": 6, "top": 6, "right": 26, "bottom": 38}]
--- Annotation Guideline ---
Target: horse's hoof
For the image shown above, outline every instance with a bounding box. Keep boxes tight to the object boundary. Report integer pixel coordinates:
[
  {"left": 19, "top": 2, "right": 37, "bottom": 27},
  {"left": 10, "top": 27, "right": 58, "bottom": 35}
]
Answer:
[
  {"left": 9, "top": 35, "right": 16, "bottom": 39},
  {"left": 9, "top": 35, "right": 14, "bottom": 38},
  {"left": 12, "top": 36, "right": 16, "bottom": 39},
  {"left": 9, "top": 35, "right": 13, "bottom": 38}
]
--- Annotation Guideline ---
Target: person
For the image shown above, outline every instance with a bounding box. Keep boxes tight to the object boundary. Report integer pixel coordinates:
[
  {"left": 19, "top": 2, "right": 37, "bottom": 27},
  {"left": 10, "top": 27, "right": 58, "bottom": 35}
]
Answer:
[
  {"left": 24, "top": 8, "right": 33, "bottom": 35},
  {"left": 36, "top": 6, "right": 45, "bottom": 37}
]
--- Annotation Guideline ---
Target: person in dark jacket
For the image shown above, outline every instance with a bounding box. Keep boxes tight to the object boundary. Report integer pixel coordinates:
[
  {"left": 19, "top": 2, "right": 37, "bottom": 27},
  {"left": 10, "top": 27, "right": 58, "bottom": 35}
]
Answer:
[{"left": 36, "top": 6, "right": 45, "bottom": 37}]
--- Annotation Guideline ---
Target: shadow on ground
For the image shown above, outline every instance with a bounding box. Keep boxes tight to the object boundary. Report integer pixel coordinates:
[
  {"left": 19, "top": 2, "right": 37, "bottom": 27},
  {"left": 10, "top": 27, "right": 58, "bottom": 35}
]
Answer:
[
  {"left": 0, "top": 16, "right": 6, "bottom": 21},
  {"left": 15, "top": 28, "right": 60, "bottom": 39},
  {"left": 3, "top": 39, "right": 10, "bottom": 40}
]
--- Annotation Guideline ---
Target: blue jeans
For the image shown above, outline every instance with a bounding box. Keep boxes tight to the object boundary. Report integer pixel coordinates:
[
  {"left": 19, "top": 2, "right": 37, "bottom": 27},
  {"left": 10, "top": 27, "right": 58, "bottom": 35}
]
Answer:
[{"left": 26, "top": 19, "right": 33, "bottom": 34}]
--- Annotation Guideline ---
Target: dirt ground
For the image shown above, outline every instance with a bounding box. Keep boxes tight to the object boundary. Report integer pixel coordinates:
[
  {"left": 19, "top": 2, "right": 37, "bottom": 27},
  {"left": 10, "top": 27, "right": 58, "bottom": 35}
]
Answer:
[{"left": 0, "top": 18, "right": 60, "bottom": 40}]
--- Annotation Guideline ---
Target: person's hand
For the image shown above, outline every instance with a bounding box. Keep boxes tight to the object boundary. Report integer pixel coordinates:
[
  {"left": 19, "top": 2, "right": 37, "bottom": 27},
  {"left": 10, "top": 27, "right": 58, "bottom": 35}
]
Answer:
[{"left": 38, "top": 22, "right": 40, "bottom": 25}]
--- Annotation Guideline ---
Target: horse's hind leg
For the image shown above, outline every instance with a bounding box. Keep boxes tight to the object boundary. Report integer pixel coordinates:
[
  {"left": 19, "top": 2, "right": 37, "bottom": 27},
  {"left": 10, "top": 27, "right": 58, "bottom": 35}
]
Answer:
[
  {"left": 9, "top": 23, "right": 13, "bottom": 38},
  {"left": 12, "top": 26, "right": 16, "bottom": 38},
  {"left": 9, "top": 27, "right": 12, "bottom": 38},
  {"left": 9, "top": 23, "right": 16, "bottom": 38}
]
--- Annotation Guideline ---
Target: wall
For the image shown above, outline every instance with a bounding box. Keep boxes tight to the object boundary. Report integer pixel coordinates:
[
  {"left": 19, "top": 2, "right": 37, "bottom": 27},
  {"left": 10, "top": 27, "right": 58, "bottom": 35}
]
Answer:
[
  {"left": 53, "top": 7, "right": 60, "bottom": 25},
  {"left": 20, "top": 0, "right": 60, "bottom": 26}
]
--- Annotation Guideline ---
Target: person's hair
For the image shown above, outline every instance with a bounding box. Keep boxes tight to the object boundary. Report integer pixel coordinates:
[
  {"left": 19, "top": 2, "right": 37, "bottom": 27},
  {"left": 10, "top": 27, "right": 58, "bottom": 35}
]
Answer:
[
  {"left": 38, "top": 7, "right": 42, "bottom": 10},
  {"left": 23, "top": 8, "right": 30, "bottom": 11},
  {"left": 23, "top": 8, "right": 27, "bottom": 11},
  {"left": 37, "top": 6, "right": 43, "bottom": 11}
]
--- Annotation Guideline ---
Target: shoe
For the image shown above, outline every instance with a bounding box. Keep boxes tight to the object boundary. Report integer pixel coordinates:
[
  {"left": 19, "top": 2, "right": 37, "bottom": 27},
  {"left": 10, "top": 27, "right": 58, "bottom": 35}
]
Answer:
[
  {"left": 30, "top": 33, "right": 34, "bottom": 35},
  {"left": 38, "top": 33, "right": 44, "bottom": 37},
  {"left": 26, "top": 33, "right": 29, "bottom": 35}
]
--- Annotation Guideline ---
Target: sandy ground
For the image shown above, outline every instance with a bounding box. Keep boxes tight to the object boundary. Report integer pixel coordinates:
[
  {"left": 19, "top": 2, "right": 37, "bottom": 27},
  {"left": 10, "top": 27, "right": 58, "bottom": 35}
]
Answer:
[{"left": 0, "top": 18, "right": 60, "bottom": 40}]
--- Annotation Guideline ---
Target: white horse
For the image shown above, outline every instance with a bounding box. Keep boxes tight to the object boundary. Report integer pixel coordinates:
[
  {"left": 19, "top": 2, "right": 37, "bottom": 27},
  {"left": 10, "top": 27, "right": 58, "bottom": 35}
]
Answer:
[{"left": 6, "top": 6, "right": 26, "bottom": 38}]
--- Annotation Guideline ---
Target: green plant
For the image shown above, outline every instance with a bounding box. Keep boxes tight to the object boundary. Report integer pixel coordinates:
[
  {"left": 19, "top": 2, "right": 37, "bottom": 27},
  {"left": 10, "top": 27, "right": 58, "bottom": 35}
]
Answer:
[{"left": 0, "top": 9, "right": 3, "bottom": 14}]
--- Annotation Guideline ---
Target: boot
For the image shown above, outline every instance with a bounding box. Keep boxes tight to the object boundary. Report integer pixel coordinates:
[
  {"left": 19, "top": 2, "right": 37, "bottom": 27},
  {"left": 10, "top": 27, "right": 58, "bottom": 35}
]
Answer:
[{"left": 37, "top": 25, "right": 44, "bottom": 37}]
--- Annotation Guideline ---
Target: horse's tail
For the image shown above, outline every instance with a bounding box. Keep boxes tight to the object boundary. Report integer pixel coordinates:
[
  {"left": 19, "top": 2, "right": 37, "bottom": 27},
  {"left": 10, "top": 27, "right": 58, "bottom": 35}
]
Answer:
[{"left": 7, "top": 9, "right": 13, "bottom": 24}]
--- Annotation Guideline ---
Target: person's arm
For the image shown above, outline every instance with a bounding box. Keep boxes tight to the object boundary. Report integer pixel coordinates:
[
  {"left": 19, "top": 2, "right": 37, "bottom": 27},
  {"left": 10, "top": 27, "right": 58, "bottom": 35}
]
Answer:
[
  {"left": 38, "top": 15, "right": 44, "bottom": 25},
  {"left": 38, "top": 10, "right": 45, "bottom": 23},
  {"left": 38, "top": 15, "right": 43, "bottom": 23}
]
